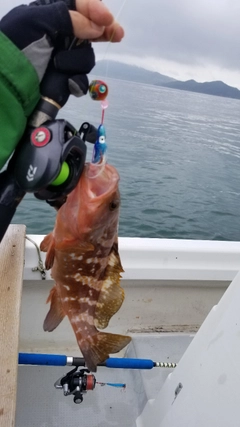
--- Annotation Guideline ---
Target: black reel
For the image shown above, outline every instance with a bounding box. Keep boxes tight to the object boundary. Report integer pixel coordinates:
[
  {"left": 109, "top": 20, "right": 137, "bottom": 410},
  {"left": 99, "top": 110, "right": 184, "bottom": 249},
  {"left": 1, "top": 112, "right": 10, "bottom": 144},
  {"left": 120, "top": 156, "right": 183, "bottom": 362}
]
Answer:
[
  {"left": 13, "top": 119, "right": 87, "bottom": 201},
  {"left": 0, "top": 117, "right": 98, "bottom": 242},
  {"left": 54, "top": 367, "right": 96, "bottom": 404}
]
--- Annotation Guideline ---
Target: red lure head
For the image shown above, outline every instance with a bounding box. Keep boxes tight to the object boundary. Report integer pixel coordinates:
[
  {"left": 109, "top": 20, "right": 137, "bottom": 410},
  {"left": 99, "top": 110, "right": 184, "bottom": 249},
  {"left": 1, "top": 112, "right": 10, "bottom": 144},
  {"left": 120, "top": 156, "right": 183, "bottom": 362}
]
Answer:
[{"left": 89, "top": 80, "right": 108, "bottom": 101}]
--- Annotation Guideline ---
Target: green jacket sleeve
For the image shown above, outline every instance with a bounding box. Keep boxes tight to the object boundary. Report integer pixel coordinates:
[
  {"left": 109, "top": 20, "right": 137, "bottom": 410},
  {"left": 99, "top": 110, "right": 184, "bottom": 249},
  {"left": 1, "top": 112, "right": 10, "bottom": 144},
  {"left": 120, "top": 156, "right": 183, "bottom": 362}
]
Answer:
[{"left": 0, "top": 31, "right": 40, "bottom": 170}]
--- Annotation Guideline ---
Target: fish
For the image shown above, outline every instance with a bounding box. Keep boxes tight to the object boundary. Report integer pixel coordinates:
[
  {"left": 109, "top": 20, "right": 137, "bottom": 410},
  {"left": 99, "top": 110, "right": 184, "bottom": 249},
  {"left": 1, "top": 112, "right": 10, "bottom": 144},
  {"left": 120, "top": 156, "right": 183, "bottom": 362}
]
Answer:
[{"left": 40, "top": 161, "right": 131, "bottom": 372}]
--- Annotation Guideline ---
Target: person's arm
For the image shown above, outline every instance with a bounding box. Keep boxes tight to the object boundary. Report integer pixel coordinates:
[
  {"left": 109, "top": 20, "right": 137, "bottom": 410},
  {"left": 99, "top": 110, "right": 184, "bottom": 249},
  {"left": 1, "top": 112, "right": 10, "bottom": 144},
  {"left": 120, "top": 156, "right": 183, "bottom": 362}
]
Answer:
[{"left": 0, "top": 0, "right": 123, "bottom": 169}]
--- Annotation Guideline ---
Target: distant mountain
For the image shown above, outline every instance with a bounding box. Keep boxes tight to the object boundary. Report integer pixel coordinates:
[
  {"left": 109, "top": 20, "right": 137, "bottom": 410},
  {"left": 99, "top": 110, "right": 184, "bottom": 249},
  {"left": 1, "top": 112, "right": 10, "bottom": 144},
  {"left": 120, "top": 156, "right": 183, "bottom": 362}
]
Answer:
[
  {"left": 92, "top": 60, "right": 175, "bottom": 85},
  {"left": 161, "top": 79, "right": 240, "bottom": 100},
  {"left": 92, "top": 60, "right": 240, "bottom": 100}
]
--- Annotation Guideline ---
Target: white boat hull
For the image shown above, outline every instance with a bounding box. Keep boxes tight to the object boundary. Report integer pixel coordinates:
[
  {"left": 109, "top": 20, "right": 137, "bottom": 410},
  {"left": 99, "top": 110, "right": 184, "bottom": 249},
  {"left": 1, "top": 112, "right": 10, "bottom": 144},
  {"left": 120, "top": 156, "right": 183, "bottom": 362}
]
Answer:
[{"left": 12, "top": 235, "right": 240, "bottom": 426}]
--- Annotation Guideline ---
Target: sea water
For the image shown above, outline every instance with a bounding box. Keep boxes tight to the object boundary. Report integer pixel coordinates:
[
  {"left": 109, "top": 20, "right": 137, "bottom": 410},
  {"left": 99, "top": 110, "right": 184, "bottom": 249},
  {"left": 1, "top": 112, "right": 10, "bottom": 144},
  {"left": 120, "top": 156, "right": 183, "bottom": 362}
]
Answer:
[{"left": 11, "top": 79, "right": 240, "bottom": 241}]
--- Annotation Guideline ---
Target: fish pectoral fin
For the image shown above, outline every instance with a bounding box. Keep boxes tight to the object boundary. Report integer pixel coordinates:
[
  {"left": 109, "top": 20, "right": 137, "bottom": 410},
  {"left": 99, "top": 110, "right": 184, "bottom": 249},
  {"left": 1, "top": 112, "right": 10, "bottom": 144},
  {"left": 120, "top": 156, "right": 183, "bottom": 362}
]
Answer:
[
  {"left": 43, "top": 286, "right": 65, "bottom": 332},
  {"left": 40, "top": 232, "right": 54, "bottom": 252},
  {"left": 80, "top": 332, "right": 131, "bottom": 372},
  {"left": 94, "top": 246, "right": 125, "bottom": 330},
  {"left": 40, "top": 233, "right": 55, "bottom": 270}
]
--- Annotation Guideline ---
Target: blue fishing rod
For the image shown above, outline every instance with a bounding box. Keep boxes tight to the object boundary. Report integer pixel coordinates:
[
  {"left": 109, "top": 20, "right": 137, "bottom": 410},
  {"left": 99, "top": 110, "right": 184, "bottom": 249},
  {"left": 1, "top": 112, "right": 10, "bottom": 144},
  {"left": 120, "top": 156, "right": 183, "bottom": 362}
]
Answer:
[
  {"left": 18, "top": 353, "right": 177, "bottom": 404},
  {"left": 18, "top": 352, "right": 177, "bottom": 369}
]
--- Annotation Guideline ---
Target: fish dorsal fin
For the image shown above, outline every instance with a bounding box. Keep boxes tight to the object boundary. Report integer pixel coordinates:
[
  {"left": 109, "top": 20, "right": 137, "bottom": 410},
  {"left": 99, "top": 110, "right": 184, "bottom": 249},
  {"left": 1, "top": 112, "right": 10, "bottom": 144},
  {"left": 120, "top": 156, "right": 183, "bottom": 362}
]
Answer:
[
  {"left": 43, "top": 286, "right": 65, "bottom": 332},
  {"left": 40, "top": 233, "right": 55, "bottom": 270},
  {"left": 94, "top": 243, "right": 125, "bottom": 330}
]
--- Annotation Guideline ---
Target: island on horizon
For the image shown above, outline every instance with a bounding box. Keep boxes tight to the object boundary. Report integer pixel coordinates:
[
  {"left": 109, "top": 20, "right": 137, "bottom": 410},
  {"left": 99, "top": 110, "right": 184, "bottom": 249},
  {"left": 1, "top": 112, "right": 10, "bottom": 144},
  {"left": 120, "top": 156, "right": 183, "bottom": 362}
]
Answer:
[{"left": 92, "top": 60, "right": 240, "bottom": 101}]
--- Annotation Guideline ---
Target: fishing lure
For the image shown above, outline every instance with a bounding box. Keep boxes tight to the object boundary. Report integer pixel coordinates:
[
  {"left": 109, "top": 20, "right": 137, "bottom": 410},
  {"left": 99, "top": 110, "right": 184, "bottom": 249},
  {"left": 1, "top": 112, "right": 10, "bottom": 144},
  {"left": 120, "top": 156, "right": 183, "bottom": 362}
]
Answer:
[
  {"left": 92, "top": 124, "right": 107, "bottom": 164},
  {"left": 96, "top": 381, "right": 126, "bottom": 389},
  {"left": 89, "top": 79, "right": 109, "bottom": 164},
  {"left": 89, "top": 80, "right": 108, "bottom": 101}
]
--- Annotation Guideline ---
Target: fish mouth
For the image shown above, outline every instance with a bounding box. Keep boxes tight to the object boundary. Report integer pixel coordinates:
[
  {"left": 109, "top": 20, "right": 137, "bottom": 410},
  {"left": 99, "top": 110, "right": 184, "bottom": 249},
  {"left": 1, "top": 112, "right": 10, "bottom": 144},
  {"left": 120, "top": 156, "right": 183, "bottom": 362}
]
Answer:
[
  {"left": 85, "top": 161, "right": 119, "bottom": 199},
  {"left": 87, "top": 158, "right": 106, "bottom": 180}
]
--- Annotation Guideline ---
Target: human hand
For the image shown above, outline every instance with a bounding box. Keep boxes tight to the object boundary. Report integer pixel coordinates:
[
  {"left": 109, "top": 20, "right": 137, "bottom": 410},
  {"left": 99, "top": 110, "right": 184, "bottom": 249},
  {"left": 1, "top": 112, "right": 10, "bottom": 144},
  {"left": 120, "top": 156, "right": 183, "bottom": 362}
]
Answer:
[
  {"left": 0, "top": 0, "right": 124, "bottom": 106},
  {"left": 40, "top": 0, "right": 124, "bottom": 105},
  {"left": 69, "top": 0, "right": 124, "bottom": 43},
  {"left": 41, "top": 0, "right": 124, "bottom": 106},
  {"left": 0, "top": 0, "right": 124, "bottom": 169}
]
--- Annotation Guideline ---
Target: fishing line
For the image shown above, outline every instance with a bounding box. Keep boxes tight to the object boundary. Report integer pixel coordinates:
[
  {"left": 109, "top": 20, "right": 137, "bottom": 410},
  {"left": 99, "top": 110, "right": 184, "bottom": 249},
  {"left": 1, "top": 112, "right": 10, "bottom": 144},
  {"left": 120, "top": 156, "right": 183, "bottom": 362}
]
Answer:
[
  {"left": 100, "top": 0, "right": 129, "bottom": 66},
  {"left": 88, "top": 0, "right": 129, "bottom": 164}
]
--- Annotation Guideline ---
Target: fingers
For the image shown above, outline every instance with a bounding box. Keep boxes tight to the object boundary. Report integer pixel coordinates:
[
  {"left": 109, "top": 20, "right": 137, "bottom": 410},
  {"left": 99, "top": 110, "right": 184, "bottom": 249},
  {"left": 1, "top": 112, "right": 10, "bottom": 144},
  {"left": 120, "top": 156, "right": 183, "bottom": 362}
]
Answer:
[
  {"left": 69, "top": 0, "right": 124, "bottom": 42},
  {"left": 69, "top": 10, "right": 104, "bottom": 39},
  {"left": 92, "top": 22, "right": 125, "bottom": 43},
  {"left": 75, "top": 0, "right": 114, "bottom": 27}
]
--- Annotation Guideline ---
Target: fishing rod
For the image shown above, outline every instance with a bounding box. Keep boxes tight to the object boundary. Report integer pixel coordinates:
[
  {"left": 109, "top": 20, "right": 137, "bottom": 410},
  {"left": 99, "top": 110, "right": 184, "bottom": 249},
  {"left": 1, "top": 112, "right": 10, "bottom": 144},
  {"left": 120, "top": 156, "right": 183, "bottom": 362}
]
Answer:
[
  {"left": 18, "top": 352, "right": 177, "bottom": 369},
  {"left": 19, "top": 352, "right": 177, "bottom": 404}
]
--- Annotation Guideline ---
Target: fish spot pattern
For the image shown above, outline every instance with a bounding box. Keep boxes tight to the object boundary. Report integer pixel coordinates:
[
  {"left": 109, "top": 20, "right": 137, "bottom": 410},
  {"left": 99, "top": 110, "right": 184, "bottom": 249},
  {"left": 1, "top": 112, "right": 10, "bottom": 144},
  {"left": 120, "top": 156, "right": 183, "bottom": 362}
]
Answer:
[
  {"left": 42, "top": 165, "right": 129, "bottom": 372},
  {"left": 72, "top": 313, "right": 95, "bottom": 326},
  {"left": 78, "top": 297, "right": 97, "bottom": 306}
]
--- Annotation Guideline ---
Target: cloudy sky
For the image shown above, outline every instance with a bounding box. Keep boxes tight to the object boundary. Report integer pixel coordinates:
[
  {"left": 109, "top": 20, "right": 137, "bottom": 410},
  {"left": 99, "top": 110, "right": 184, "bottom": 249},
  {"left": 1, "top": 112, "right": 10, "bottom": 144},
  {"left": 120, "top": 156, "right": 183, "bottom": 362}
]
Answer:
[{"left": 1, "top": 0, "right": 240, "bottom": 88}]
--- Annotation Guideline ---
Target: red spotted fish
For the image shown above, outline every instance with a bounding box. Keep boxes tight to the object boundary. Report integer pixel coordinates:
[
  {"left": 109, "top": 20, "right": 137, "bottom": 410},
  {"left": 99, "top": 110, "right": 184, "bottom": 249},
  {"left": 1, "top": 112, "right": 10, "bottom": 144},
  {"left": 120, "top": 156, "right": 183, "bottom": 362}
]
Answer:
[{"left": 40, "top": 161, "right": 131, "bottom": 372}]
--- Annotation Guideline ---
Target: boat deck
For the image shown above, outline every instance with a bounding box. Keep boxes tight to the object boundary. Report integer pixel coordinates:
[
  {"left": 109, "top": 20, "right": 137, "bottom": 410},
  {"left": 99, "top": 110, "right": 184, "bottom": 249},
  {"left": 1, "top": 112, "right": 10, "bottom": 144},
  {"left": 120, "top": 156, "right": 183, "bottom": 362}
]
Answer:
[
  {"left": 2, "top": 231, "right": 240, "bottom": 426},
  {"left": 16, "top": 333, "right": 193, "bottom": 427}
]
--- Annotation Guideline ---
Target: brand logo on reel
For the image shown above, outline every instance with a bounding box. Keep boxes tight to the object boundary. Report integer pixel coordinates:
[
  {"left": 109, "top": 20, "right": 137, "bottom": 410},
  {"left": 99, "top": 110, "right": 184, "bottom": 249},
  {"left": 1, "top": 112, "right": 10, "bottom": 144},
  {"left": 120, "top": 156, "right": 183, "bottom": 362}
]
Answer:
[{"left": 26, "top": 165, "right": 37, "bottom": 182}]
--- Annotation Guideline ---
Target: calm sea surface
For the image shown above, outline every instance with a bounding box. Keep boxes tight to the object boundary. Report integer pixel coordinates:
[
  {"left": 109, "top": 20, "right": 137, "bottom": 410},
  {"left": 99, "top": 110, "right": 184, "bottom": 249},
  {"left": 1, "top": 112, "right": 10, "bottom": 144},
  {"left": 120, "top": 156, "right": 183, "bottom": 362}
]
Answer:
[{"left": 12, "top": 79, "right": 240, "bottom": 241}]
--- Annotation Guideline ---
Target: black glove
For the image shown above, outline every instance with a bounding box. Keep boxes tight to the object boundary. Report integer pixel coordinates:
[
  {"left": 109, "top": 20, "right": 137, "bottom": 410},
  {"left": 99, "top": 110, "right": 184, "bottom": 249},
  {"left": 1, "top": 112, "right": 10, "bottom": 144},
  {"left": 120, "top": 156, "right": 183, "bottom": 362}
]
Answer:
[
  {"left": 29, "top": 0, "right": 76, "bottom": 9},
  {"left": 40, "top": 40, "right": 94, "bottom": 106},
  {"left": 0, "top": 1, "right": 95, "bottom": 107}
]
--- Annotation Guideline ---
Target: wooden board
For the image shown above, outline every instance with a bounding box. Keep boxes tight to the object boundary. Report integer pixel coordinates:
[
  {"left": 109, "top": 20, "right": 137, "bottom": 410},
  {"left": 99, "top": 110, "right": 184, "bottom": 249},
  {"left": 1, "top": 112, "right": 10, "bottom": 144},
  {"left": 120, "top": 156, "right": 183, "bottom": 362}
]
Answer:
[{"left": 0, "top": 225, "right": 26, "bottom": 427}]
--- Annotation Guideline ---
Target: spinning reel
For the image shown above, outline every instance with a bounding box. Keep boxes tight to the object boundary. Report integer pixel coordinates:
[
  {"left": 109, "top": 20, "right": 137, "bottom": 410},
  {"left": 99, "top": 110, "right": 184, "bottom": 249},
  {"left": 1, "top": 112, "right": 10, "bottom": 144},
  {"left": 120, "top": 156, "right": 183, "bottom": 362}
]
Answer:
[{"left": 54, "top": 367, "right": 96, "bottom": 404}]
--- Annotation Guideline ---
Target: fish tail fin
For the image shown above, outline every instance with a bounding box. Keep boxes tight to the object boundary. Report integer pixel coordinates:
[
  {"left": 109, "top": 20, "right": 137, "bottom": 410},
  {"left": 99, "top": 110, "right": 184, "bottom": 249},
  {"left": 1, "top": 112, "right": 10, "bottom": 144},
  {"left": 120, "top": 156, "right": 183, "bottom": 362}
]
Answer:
[{"left": 80, "top": 332, "right": 131, "bottom": 372}]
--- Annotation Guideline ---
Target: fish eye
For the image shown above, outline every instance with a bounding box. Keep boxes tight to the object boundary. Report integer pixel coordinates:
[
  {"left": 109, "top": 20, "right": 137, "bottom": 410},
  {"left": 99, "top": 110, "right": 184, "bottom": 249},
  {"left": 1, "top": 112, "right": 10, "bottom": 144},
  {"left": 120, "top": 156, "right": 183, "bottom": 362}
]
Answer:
[{"left": 109, "top": 199, "right": 119, "bottom": 211}]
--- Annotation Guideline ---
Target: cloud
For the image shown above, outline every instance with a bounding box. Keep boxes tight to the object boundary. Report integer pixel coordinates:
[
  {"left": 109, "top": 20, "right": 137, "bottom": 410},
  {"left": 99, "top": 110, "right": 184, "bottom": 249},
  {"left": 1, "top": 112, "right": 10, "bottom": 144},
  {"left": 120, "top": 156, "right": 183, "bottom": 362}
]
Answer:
[
  {"left": 1, "top": 0, "right": 240, "bottom": 87},
  {"left": 95, "top": 0, "right": 240, "bottom": 86}
]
